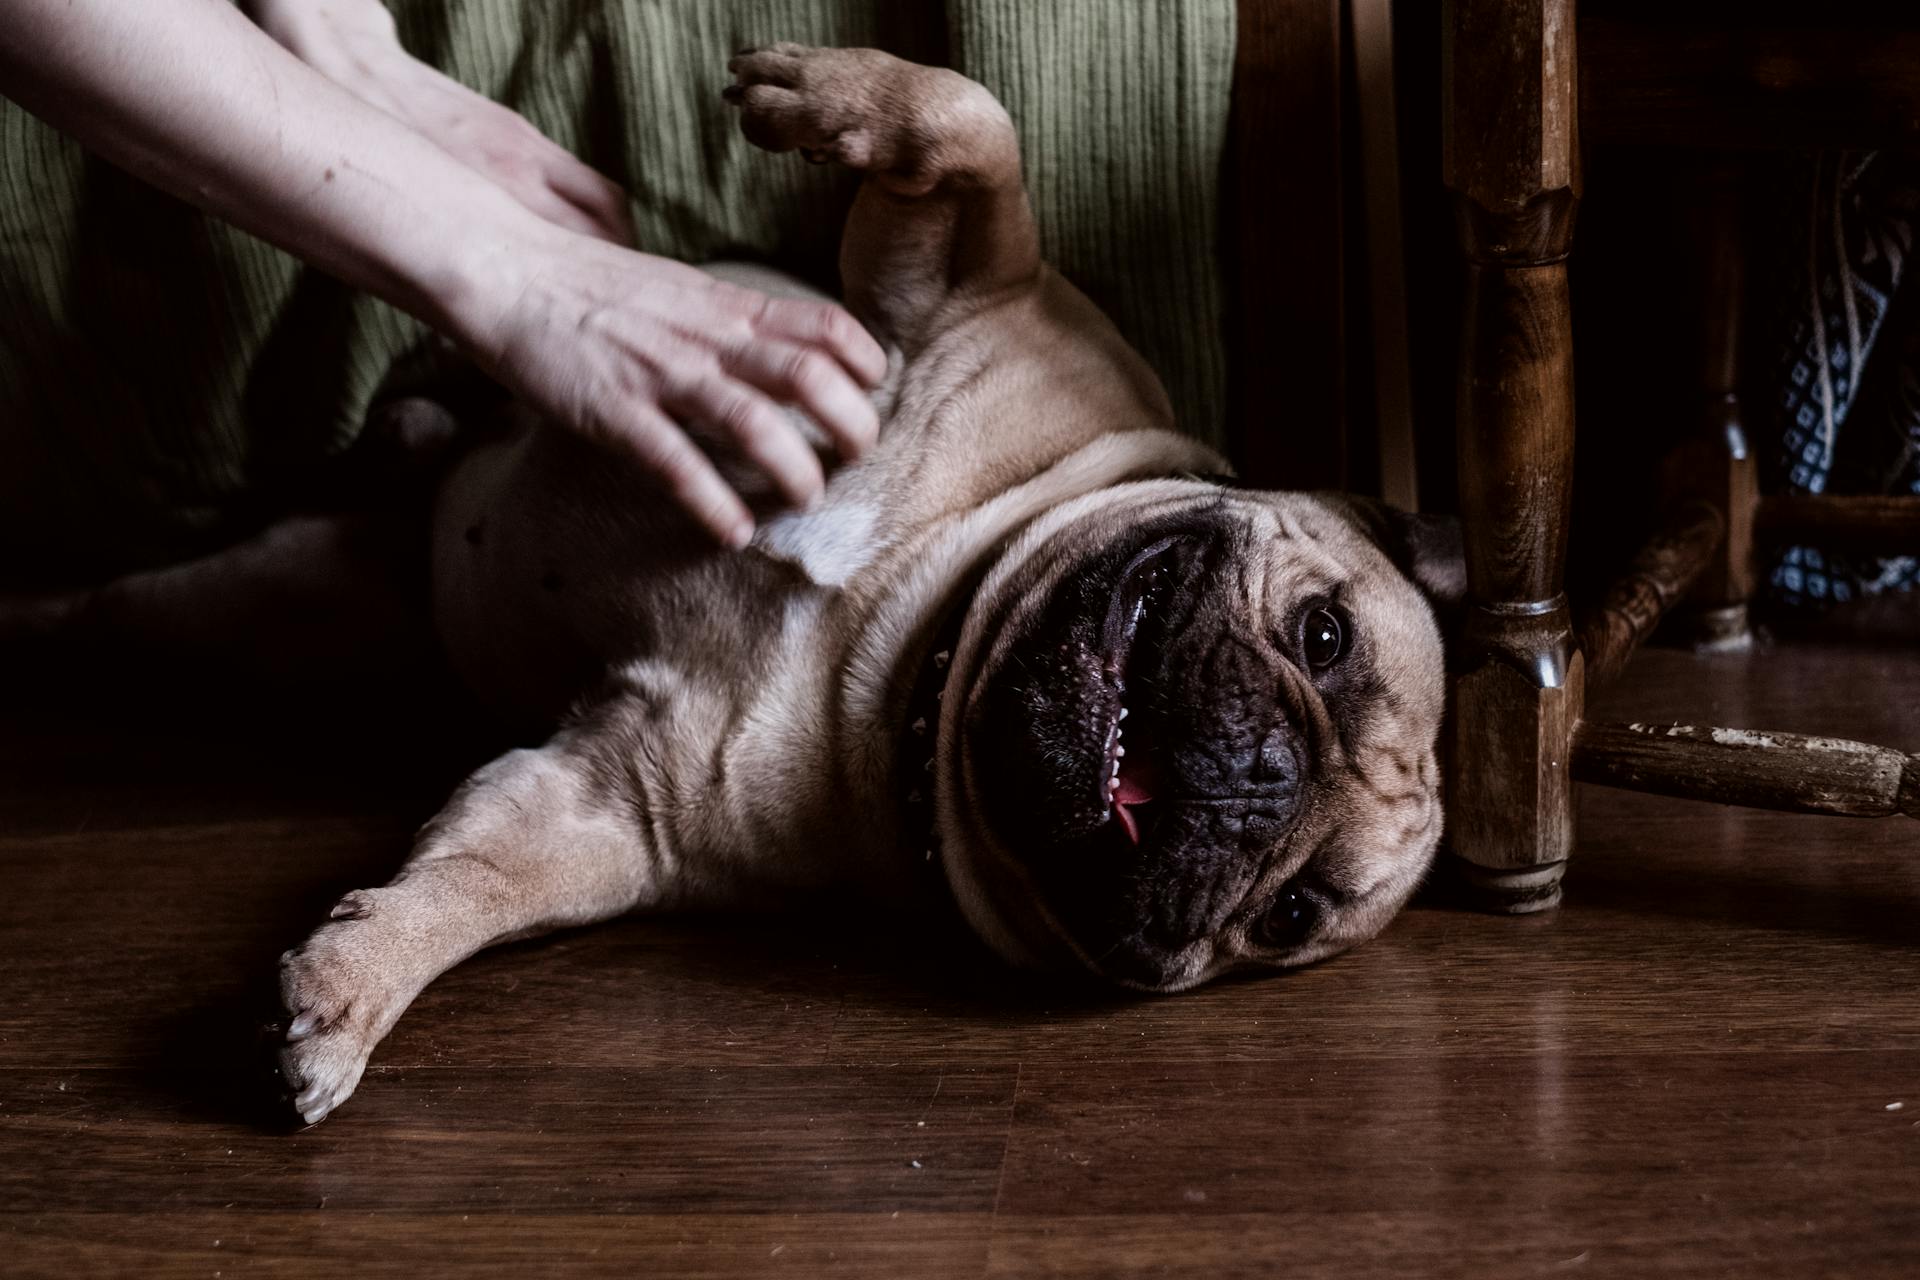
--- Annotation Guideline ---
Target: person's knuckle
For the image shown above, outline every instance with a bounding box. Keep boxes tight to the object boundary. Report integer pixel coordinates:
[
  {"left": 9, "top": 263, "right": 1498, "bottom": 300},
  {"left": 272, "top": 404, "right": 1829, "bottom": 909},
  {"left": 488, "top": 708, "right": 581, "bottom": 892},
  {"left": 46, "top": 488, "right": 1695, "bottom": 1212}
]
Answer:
[
  {"left": 659, "top": 355, "right": 720, "bottom": 397},
  {"left": 708, "top": 283, "right": 759, "bottom": 317},
  {"left": 784, "top": 350, "right": 836, "bottom": 397},
  {"left": 815, "top": 304, "right": 860, "bottom": 346},
  {"left": 685, "top": 351, "right": 726, "bottom": 383},
  {"left": 706, "top": 387, "right": 766, "bottom": 440}
]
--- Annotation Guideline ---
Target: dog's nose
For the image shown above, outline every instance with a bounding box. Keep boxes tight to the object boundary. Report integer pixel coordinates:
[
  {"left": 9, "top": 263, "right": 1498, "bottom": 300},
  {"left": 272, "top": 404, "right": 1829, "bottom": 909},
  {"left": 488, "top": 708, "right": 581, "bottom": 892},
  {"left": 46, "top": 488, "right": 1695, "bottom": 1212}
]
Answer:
[{"left": 1251, "top": 727, "right": 1300, "bottom": 788}]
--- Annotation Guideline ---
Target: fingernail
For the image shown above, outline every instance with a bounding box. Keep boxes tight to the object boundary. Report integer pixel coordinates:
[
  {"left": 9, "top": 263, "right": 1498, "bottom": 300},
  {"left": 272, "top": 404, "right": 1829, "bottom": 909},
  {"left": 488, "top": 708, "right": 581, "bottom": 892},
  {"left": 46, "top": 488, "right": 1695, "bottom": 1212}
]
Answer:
[{"left": 726, "top": 519, "right": 754, "bottom": 550}]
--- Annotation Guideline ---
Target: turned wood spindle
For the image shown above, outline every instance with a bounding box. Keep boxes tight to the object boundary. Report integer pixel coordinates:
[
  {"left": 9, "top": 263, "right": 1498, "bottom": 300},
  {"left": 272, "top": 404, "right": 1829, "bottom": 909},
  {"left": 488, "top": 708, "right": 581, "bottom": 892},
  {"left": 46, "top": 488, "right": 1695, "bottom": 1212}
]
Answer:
[
  {"left": 1662, "top": 161, "right": 1759, "bottom": 648},
  {"left": 1441, "top": 0, "right": 1582, "bottom": 913}
]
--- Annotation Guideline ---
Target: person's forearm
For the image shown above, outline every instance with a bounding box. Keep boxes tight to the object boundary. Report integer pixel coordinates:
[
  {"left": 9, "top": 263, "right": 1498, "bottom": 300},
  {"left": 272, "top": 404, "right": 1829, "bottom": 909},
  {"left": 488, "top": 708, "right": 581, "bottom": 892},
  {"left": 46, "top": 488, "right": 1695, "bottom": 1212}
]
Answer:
[{"left": 0, "top": 0, "right": 538, "bottom": 346}]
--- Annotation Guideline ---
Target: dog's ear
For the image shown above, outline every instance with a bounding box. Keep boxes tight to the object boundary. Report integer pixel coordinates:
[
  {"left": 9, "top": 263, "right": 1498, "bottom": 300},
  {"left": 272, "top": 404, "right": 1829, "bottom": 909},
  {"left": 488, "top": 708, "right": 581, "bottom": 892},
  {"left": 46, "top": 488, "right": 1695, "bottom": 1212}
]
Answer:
[{"left": 1323, "top": 496, "right": 1467, "bottom": 616}]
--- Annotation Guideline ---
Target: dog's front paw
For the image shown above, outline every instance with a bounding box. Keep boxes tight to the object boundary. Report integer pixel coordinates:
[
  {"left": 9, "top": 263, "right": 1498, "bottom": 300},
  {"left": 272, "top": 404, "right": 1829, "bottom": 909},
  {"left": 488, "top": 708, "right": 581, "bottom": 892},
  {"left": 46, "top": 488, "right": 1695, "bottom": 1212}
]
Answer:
[{"left": 275, "top": 890, "right": 398, "bottom": 1126}]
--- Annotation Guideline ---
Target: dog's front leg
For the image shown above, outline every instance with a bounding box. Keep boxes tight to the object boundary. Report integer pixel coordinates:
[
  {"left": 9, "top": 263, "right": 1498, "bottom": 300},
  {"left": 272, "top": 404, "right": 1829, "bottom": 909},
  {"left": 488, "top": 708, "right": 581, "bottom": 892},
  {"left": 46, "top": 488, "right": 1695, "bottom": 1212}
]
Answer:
[{"left": 275, "top": 726, "right": 658, "bottom": 1126}]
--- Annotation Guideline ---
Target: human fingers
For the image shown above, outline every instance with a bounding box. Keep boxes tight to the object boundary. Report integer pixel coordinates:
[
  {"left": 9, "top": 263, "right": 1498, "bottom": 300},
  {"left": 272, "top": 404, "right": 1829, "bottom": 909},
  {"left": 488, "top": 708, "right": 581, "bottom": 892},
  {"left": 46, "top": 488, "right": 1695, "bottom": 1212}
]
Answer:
[
  {"left": 659, "top": 376, "right": 826, "bottom": 512},
  {"left": 719, "top": 337, "right": 880, "bottom": 461},
  {"left": 600, "top": 403, "right": 757, "bottom": 549},
  {"left": 745, "top": 294, "right": 889, "bottom": 389}
]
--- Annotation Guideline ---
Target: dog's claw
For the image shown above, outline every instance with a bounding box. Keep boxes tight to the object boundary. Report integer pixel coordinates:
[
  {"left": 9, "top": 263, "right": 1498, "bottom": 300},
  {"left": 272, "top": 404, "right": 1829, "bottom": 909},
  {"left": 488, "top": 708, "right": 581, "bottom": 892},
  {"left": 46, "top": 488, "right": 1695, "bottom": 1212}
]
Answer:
[
  {"left": 286, "top": 1011, "right": 319, "bottom": 1041},
  {"left": 295, "top": 1083, "right": 331, "bottom": 1122},
  {"left": 329, "top": 891, "right": 373, "bottom": 921}
]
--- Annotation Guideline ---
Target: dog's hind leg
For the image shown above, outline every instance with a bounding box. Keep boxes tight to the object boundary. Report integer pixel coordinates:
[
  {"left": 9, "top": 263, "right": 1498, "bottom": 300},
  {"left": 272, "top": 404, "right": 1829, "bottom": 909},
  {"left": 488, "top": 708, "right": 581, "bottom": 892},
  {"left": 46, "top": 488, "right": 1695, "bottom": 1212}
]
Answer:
[
  {"left": 275, "top": 717, "right": 660, "bottom": 1125},
  {"left": 0, "top": 397, "right": 462, "bottom": 687},
  {"left": 0, "top": 508, "right": 431, "bottom": 685},
  {"left": 725, "top": 45, "right": 1040, "bottom": 349}
]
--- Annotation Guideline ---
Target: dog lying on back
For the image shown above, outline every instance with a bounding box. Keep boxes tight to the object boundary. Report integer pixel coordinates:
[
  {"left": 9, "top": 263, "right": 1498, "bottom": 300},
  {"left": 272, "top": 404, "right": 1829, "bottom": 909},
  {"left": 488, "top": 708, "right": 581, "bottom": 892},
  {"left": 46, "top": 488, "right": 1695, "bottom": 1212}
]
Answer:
[{"left": 10, "top": 46, "right": 1465, "bottom": 1125}]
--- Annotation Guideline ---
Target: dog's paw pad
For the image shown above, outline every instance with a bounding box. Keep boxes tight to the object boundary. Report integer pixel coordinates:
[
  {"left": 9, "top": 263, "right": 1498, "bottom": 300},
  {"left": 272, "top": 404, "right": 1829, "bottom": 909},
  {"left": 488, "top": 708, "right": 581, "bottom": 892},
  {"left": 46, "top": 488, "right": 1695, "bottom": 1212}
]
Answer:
[{"left": 723, "top": 46, "right": 889, "bottom": 167}]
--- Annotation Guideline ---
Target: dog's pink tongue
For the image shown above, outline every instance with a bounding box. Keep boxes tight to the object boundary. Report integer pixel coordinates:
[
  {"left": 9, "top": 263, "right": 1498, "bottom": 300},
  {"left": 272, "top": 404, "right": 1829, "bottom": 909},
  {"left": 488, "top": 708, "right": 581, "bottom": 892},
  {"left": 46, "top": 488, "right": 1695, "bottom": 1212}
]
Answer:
[{"left": 1112, "top": 761, "right": 1157, "bottom": 845}]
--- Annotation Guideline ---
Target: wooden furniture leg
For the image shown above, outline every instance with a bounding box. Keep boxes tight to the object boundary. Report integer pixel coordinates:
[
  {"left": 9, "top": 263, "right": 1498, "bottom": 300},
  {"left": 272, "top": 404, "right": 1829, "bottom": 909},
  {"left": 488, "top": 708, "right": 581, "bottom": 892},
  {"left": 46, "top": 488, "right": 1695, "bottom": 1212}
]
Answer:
[
  {"left": 1665, "top": 161, "right": 1759, "bottom": 648},
  {"left": 1441, "top": 0, "right": 1582, "bottom": 912}
]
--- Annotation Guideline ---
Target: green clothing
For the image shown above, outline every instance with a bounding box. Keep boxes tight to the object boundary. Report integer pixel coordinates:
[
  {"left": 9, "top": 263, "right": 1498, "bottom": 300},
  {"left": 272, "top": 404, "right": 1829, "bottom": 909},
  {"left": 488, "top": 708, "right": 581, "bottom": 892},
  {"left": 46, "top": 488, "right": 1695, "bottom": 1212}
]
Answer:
[{"left": 0, "top": 0, "right": 1232, "bottom": 581}]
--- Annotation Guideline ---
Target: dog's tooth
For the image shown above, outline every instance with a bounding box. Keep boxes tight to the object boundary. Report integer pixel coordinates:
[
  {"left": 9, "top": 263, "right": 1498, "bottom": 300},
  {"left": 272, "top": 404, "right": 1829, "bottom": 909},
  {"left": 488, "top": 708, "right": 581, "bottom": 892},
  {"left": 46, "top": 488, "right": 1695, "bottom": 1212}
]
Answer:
[
  {"left": 1118, "top": 707, "right": 1129, "bottom": 721},
  {"left": 1108, "top": 776, "right": 1120, "bottom": 792},
  {"left": 1115, "top": 745, "right": 1126, "bottom": 759}
]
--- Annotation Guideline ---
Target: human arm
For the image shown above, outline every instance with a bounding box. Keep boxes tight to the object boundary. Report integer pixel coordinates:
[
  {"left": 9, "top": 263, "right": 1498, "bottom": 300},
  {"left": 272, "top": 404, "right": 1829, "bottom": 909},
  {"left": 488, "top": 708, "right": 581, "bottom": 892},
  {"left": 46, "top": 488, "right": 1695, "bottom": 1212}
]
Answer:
[
  {"left": 243, "top": 0, "right": 633, "bottom": 245},
  {"left": 0, "top": 0, "right": 886, "bottom": 546}
]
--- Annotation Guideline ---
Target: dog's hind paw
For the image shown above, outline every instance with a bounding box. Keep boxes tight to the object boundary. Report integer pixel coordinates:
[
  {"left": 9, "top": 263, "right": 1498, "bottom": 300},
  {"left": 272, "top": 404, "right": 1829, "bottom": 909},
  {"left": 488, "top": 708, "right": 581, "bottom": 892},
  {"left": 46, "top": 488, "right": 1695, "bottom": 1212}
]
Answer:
[
  {"left": 724, "top": 44, "right": 885, "bottom": 168},
  {"left": 724, "top": 43, "right": 1016, "bottom": 201}
]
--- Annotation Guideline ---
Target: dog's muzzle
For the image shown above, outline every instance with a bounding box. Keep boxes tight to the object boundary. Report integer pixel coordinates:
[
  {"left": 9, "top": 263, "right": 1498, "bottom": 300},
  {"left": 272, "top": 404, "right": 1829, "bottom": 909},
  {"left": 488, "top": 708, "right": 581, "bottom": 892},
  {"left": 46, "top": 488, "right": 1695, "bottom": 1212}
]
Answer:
[{"left": 966, "top": 521, "right": 1310, "bottom": 986}]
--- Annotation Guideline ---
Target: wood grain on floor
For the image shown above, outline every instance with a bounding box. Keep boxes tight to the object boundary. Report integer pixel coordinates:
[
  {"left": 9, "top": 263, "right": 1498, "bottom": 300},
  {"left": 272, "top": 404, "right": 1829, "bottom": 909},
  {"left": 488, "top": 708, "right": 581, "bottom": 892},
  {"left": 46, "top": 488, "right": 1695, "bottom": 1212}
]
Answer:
[{"left": 2, "top": 640, "right": 1917, "bottom": 1277}]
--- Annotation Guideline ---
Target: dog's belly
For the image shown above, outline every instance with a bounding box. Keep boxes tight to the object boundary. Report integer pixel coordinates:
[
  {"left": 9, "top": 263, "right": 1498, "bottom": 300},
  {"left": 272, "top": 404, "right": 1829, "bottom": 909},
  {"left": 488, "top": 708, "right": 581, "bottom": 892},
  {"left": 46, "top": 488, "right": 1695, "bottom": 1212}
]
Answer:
[
  {"left": 430, "top": 427, "right": 609, "bottom": 722},
  {"left": 428, "top": 416, "right": 863, "bottom": 727}
]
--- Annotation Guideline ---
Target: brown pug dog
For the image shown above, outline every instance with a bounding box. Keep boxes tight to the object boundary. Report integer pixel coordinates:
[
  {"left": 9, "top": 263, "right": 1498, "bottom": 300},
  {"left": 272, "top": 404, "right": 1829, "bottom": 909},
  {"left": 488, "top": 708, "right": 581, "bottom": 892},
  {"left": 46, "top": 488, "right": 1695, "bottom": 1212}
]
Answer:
[{"left": 19, "top": 46, "right": 1465, "bottom": 1124}]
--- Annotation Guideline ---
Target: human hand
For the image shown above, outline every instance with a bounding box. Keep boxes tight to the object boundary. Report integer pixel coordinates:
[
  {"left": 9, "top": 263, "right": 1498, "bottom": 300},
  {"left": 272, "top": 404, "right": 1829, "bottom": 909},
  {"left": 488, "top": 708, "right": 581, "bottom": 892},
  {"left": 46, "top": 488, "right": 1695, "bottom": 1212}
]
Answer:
[
  {"left": 246, "top": 0, "right": 632, "bottom": 243},
  {"left": 460, "top": 229, "right": 889, "bottom": 547},
  {"left": 244, "top": 2, "right": 888, "bottom": 542}
]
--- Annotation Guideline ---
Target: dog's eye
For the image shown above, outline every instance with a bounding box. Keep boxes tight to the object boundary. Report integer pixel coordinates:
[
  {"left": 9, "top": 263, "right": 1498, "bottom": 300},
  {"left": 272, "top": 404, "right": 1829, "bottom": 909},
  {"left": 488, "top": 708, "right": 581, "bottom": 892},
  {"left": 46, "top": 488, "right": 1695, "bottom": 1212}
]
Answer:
[
  {"left": 1257, "top": 887, "right": 1319, "bottom": 949},
  {"left": 1301, "top": 607, "right": 1347, "bottom": 669}
]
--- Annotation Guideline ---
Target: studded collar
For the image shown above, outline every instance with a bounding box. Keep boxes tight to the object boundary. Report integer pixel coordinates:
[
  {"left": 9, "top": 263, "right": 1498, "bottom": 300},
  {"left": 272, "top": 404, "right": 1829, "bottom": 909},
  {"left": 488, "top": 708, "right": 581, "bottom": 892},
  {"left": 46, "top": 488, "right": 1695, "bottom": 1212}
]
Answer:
[{"left": 896, "top": 571, "right": 988, "bottom": 875}]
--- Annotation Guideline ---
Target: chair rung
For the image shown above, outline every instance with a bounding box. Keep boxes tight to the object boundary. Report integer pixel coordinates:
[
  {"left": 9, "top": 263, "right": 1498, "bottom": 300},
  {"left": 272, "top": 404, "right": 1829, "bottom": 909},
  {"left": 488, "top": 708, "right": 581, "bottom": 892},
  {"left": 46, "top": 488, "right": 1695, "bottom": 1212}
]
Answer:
[
  {"left": 1577, "top": 501, "right": 1724, "bottom": 689},
  {"left": 1573, "top": 721, "right": 1919, "bottom": 819},
  {"left": 1754, "top": 495, "right": 1920, "bottom": 554}
]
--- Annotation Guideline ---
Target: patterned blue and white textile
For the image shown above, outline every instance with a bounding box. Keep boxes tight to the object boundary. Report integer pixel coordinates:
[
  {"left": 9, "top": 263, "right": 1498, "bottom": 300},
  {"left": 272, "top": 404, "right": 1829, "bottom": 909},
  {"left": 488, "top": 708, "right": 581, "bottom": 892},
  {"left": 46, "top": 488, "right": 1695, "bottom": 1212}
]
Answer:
[{"left": 1757, "top": 153, "right": 1920, "bottom": 610}]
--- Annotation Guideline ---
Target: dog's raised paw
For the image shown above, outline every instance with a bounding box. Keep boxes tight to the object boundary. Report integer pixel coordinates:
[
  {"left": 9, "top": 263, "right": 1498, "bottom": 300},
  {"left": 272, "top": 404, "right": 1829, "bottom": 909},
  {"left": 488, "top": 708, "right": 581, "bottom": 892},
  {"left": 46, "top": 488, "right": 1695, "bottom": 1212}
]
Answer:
[{"left": 722, "top": 44, "right": 897, "bottom": 171}]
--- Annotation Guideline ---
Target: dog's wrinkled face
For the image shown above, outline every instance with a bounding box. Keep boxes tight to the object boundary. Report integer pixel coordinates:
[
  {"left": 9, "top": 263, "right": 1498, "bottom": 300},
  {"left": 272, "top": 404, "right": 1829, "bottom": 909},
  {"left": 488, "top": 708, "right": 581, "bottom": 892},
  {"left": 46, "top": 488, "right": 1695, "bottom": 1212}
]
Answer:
[{"left": 937, "top": 480, "right": 1459, "bottom": 991}]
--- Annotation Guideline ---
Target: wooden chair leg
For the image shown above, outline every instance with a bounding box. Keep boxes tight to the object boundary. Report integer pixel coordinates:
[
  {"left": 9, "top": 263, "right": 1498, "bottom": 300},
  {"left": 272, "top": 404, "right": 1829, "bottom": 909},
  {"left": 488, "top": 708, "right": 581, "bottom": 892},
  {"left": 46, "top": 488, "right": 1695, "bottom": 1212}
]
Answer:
[
  {"left": 1441, "top": 0, "right": 1582, "bottom": 912},
  {"left": 1664, "top": 160, "right": 1759, "bottom": 647}
]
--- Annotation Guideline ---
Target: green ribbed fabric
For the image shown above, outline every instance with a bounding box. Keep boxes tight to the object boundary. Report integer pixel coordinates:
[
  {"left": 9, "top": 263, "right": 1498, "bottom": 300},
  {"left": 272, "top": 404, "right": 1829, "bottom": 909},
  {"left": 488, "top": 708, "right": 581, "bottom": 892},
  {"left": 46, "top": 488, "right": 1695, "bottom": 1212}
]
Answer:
[
  {"left": 948, "top": 0, "right": 1232, "bottom": 462},
  {"left": 0, "top": 0, "right": 1232, "bottom": 581}
]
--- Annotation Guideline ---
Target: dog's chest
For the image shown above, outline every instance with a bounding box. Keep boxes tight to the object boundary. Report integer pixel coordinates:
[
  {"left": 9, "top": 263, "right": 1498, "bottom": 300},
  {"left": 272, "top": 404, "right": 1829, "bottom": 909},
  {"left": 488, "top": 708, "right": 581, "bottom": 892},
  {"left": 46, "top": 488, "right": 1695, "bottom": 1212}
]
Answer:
[{"left": 754, "top": 496, "right": 885, "bottom": 587}]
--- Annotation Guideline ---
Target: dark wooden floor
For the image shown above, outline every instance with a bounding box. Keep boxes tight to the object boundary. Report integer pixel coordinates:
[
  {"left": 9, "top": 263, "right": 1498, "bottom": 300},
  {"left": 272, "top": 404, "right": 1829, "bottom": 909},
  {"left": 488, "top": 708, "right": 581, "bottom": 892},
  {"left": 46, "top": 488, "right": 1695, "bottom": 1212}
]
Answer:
[{"left": 3, "top": 636, "right": 1918, "bottom": 1278}]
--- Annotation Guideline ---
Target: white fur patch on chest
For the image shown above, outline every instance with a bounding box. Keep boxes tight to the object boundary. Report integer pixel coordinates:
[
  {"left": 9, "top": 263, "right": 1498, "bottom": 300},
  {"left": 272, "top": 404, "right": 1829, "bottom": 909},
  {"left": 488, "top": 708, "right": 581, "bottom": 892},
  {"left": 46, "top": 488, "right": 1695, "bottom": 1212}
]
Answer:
[{"left": 755, "top": 500, "right": 882, "bottom": 587}]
